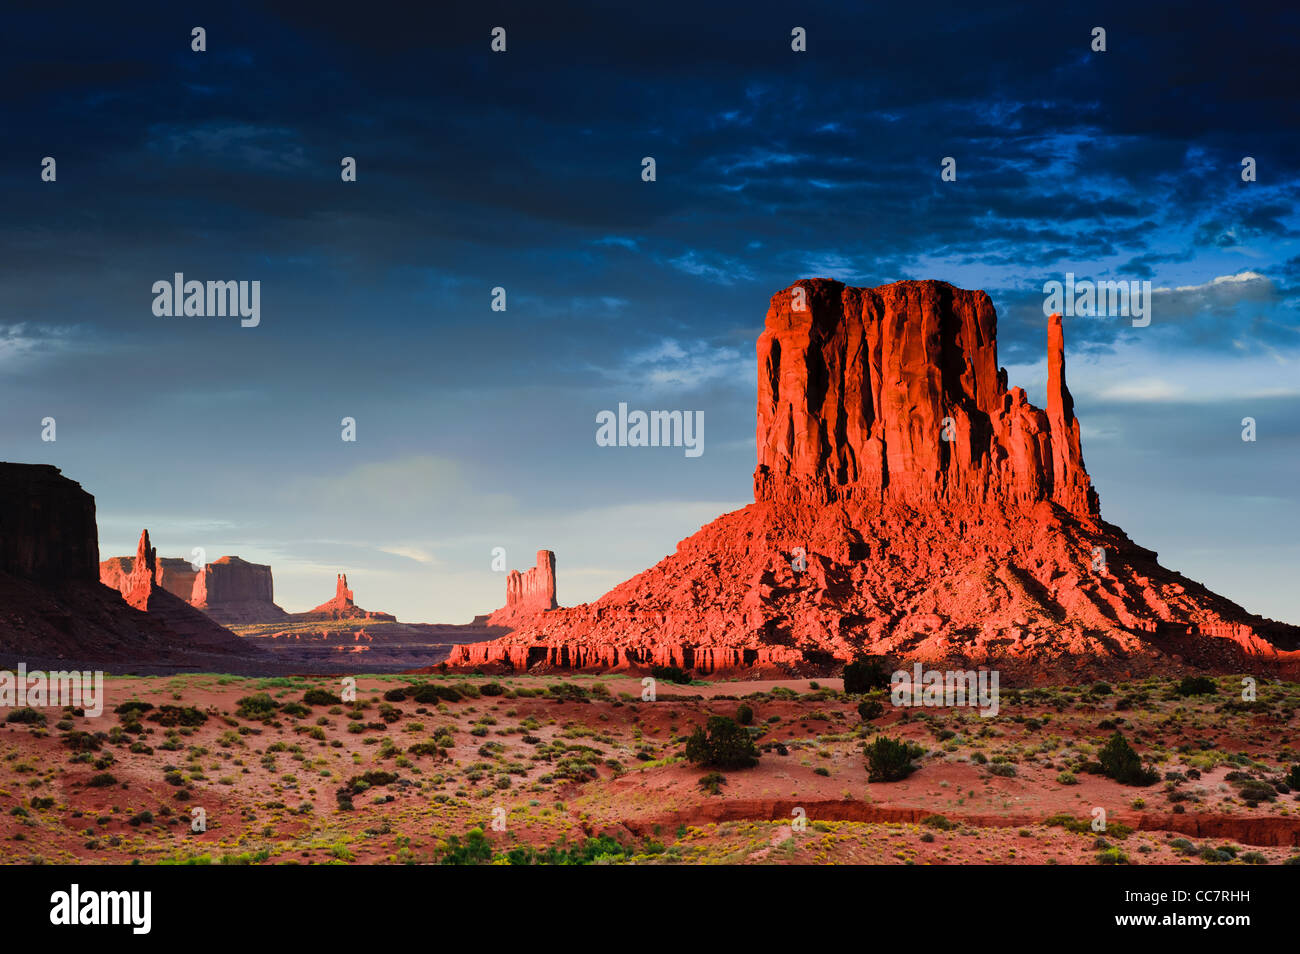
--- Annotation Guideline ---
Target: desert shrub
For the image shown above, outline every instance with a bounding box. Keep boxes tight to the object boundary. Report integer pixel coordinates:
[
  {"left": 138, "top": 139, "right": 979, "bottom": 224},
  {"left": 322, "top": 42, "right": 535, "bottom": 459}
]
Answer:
[
  {"left": 684, "top": 716, "right": 759, "bottom": 770},
  {"left": 61, "top": 730, "right": 102, "bottom": 752},
  {"left": 1057, "top": 771, "right": 1078, "bottom": 785},
  {"left": 989, "top": 763, "right": 1017, "bottom": 777},
  {"left": 280, "top": 703, "right": 310, "bottom": 718},
  {"left": 410, "top": 684, "right": 460, "bottom": 704},
  {"left": 1174, "top": 676, "right": 1217, "bottom": 697},
  {"left": 1236, "top": 780, "right": 1276, "bottom": 804},
  {"left": 1284, "top": 764, "right": 1300, "bottom": 788},
  {"left": 698, "top": 771, "right": 727, "bottom": 795},
  {"left": 857, "top": 699, "right": 884, "bottom": 722},
  {"left": 6, "top": 708, "right": 46, "bottom": 726},
  {"left": 383, "top": 688, "right": 407, "bottom": 702},
  {"left": 235, "top": 694, "right": 279, "bottom": 720},
  {"left": 1098, "top": 731, "right": 1159, "bottom": 786},
  {"left": 842, "top": 656, "right": 891, "bottom": 694},
  {"left": 441, "top": 829, "right": 494, "bottom": 865},
  {"left": 735, "top": 704, "right": 754, "bottom": 725},
  {"left": 865, "top": 735, "right": 922, "bottom": 782},
  {"left": 86, "top": 773, "right": 118, "bottom": 788},
  {"left": 546, "top": 683, "right": 588, "bottom": 703},
  {"left": 480, "top": 683, "right": 506, "bottom": 697},
  {"left": 147, "top": 706, "right": 207, "bottom": 727},
  {"left": 1097, "top": 847, "right": 1129, "bottom": 865},
  {"left": 650, "top": 665, "right": 692, "bottom": 685},
  {"left": 303, "top": 689, "right": 343, "bottom": 706},
  {"left": 114, "top": 701, "right": 154, "bottom": 718},
  {"left": 922, "top": 814, "right": 957, "bottom": 830},
  {"left": 344, "top": 770, "right": 399, "bottom": 794}
]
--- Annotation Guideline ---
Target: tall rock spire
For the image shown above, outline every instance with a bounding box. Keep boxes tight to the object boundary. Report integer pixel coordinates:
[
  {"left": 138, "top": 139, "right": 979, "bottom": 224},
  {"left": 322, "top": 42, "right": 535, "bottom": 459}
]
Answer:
[{"left": 1045, "top": 312, "right": 1097, "bottom": 516}]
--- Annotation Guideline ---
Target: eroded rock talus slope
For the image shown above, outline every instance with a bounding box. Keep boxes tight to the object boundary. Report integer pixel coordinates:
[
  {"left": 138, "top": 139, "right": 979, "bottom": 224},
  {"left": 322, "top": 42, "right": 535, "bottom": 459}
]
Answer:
[{"left": 451, "top": 279, "right": 1300, "bottom": 678}]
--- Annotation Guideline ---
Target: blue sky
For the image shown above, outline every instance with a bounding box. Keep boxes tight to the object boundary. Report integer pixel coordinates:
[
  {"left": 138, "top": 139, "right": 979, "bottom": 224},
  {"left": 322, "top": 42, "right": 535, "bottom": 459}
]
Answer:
[{"left": 3, "top": 0, "right": 1298, "bottom": 625}]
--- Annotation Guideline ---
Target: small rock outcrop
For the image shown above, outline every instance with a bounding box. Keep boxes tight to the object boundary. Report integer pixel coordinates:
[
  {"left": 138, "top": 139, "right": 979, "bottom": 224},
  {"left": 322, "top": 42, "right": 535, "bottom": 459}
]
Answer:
[{"left": 486, "top": 550, "right": 559, "bottom": 628}]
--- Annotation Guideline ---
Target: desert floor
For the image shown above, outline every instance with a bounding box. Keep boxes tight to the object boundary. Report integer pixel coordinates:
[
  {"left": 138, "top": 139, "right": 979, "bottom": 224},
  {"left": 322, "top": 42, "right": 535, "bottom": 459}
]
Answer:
[{"left": 1, "top": 672, "right": 1297, "bottom": 864}]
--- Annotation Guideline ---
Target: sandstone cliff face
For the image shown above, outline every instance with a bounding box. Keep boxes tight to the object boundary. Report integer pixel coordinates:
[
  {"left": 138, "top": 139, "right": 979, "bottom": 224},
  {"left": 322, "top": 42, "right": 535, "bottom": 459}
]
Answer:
[
  {"left": 0, "top": 463, "right": 99, "bottom": 582},
  {"left": 753, "top": 280, "right": 1097, "bottom": 516},
  {"left": 155, "top": 558, "right": 199, "bottom": 601},
  {"left": 487, "top": 550, "right": 558, "bottom": 628},
  {"left": 449, "top": 279, "right": 1299, "bottom": 679},
  {"left": 190, "top": 556, "right": 287, "bottom": 625}
]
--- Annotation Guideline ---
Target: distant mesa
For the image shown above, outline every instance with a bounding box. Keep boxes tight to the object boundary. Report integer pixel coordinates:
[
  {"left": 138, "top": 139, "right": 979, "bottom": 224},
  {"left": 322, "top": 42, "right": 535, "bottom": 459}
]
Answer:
[
  {"left": 192, "top": 556, "right": 288, "bottom": 625},
  {"left": 101, "top": 546, "right": 288, "bottom": 625},
  {"left": 297, "top": 573, "right": 396, "bottom": 622},
  {"left": 450, "top": 279, "right": 1300, "bottom": 679},
  {"left": 486, "top": 550, "right": 559, "bottom": 628}
]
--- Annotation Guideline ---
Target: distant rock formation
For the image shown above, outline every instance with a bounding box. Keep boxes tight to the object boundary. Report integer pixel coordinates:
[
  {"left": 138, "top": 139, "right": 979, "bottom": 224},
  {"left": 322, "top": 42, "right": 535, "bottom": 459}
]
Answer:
[
  {"left": 486, "top": 550, "right": 558, "bottom": 628},
  {"left": 108, "top": 530, "right": 255, "bottom": 649},
  {"left": 0, "top": 464, "right": 255, "bottom": 668},
  {"left": 298, "top": 573, "right": 395, "bottom": 622},
  {"left": 191, "top": 556, "right": 288, "bottom": 625},
  {"left": 101, "top": 548, "right": 287, "bottom": 625},
  {"left": 449, "top": 279, "right": 1300, "bottom": 679}
]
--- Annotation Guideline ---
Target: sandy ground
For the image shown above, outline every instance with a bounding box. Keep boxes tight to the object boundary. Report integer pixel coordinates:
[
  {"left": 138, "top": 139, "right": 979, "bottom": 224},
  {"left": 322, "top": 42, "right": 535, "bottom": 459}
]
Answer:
[{"left": 0, "top": 672, "right": 1296, "bottom": 864}]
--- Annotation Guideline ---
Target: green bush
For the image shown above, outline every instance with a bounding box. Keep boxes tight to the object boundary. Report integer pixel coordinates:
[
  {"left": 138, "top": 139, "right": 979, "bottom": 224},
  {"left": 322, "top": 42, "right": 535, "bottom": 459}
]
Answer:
[
  {"left": 684, "top": 716, "right": 759, "bottom": 770},
  {"left": 441, "top": 828, "right": 494, "bottom": 865},
  {"left": 650, "top": 665, "right": 692, "bottom": 685},
  {"left": 6, "top": 708, "right": 46, "bottom": 726},
  {"left": 1098, "top": 731, "right": 1158, "bottom": 786},
  {"left": 1284, "top": 764, "right": 1300, "bottom": 788},
  {"left": 480, "top": 683, "right": 506, "bottom": 697},
  {"left": 857, "top": 698, "right": 884, "bottom": 722},
  {"left": 735, "top": 704, "right": 754, "bottom": 725},
  {"left": 303, "top": 689, "right": 343, "bottom": 706},
  {"left": 1174, "top": 676, "right": 1217, "bottom": 697},
  {"left": 147, "top": 706, "right": 207, "bottom": 726},
  {"left": 842, "top": 656, "right": 891, "bottom": 694},
  {"left": 235, "top": 694, "right": 279, "bottom": 720},
  {"left": 382, "top": 688, "right": 407, "bottom": 702},
  {"left": 411, "top": 684, "right": 461, "bottom": 704},
  {"left": 865, "top": 735, "right": 922, "bottom": 782}
]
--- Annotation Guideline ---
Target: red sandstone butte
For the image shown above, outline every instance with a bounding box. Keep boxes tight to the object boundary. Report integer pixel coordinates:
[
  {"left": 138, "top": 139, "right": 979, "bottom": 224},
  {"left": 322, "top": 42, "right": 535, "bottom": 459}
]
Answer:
[
  {"left": 98, "top": 530, "right": 250, "bottom": 651},
  {"left": 102, "top": 547, "right": 288, "bottom": 625},
  {"left": 486, "top": 550, "right": 559, "bottom": 628},
  {"left": 191, "top": 556, "right": 288, "bottom": 624},
  {"left": 449, "top": 279, "right": 1300, "bottom": 679}
]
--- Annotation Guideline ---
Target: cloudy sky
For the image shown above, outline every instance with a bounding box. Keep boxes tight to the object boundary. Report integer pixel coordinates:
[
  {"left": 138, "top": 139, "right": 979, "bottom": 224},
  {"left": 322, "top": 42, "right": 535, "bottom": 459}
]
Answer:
[{"left": 3, "top": 1, "right": 1298, "bottom": 626}]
